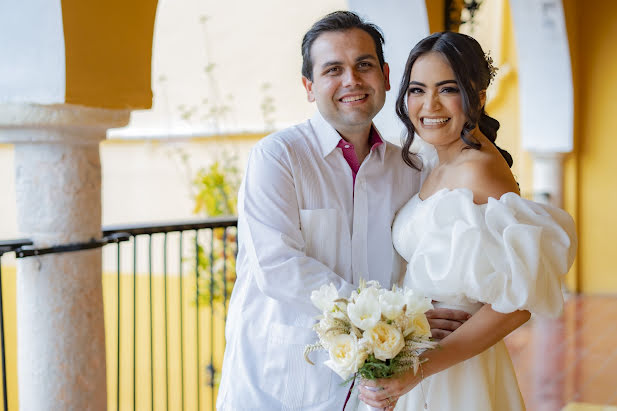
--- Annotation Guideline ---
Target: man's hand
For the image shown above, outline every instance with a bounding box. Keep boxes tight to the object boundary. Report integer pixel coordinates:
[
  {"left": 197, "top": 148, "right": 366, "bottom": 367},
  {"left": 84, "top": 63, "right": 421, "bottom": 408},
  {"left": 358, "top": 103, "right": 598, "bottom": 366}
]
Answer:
[{"left": 425, "top": 306, "right": 471, "bottom": 339}]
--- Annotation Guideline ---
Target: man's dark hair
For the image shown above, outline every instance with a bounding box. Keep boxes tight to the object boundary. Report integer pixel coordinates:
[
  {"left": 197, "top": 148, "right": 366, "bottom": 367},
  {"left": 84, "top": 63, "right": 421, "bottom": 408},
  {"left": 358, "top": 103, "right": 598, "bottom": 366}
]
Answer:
[{"left": 301, "top": 11, "right": 386, "bottom": 81}]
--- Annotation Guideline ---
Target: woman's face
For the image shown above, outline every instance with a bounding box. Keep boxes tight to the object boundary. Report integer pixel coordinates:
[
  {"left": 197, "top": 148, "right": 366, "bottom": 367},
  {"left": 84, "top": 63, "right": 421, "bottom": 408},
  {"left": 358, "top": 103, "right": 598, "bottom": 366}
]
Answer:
[{"left": 406, "top": 52, "right": 467, "bottom": 148}]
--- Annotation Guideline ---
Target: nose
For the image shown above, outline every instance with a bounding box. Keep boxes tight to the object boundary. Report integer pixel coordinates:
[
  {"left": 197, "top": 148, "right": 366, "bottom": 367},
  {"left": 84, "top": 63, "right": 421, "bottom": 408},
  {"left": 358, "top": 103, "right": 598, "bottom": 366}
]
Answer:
[
  {"left": 342, "top": 68, "right": 362, "bottom": 87},
  {"left": 423, "top": 91, "right": 441, "bottom": 111}
]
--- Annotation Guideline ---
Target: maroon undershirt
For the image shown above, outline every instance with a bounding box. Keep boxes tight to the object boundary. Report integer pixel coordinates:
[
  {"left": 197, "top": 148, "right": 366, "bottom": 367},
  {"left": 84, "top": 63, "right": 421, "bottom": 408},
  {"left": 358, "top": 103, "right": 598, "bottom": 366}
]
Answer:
[{"left": 336, "top": 127, "right": 384, "bottom": 188}]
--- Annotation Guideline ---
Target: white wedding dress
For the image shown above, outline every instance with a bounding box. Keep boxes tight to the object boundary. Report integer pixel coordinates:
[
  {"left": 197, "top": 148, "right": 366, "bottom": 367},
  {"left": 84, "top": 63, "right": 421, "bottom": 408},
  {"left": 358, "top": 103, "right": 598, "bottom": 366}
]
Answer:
[{"left": 386, "top": 188, "right": 577, "bottom": 411}]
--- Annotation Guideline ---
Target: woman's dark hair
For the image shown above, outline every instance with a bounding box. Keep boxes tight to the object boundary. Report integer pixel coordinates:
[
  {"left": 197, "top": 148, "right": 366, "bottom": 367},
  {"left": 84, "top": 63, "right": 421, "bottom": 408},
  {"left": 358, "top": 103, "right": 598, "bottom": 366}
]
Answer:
[
  {"left": 395, "top": 32, "right": 513, "bottom": 170},
  {"left": 301, "top": 11, "right": 386, "bottom": 81}
]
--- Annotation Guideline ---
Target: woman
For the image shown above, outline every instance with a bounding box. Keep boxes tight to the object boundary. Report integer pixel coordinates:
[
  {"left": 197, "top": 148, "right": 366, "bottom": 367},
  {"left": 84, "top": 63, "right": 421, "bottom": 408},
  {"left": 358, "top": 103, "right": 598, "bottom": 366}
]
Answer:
[{"left": 358, "top": 32, "right": 577, "bottom": 410}]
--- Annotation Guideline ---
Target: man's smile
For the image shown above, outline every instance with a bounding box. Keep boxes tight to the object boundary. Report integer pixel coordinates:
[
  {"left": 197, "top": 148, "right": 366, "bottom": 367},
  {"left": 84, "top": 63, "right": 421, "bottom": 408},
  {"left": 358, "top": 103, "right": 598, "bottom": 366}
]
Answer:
[{"left": 339, "top": 93, "right": 369, "bottom": 103}]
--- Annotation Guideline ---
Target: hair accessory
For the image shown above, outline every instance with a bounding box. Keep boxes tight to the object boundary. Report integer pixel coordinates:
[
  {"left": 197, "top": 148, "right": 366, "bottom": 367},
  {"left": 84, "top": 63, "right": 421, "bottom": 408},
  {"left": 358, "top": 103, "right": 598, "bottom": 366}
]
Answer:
[{"left": 485, "top": 51, "right": 498, "bottom": 85}]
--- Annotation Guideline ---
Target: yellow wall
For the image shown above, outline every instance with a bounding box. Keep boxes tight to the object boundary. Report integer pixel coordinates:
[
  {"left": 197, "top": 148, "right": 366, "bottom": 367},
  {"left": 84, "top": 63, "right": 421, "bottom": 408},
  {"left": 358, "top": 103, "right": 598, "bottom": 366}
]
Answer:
[
  {"left": 62, "top": 0, "right": 159, "bottom": 109},
  {"left": 425, "top": 0, "right": 446, "bottom": 32},
  {"left": 0, "top": 267, "right": 18, "bottom": 410},
  {"left": 563, "top": 1, "right": 617, "bottom": 293}
]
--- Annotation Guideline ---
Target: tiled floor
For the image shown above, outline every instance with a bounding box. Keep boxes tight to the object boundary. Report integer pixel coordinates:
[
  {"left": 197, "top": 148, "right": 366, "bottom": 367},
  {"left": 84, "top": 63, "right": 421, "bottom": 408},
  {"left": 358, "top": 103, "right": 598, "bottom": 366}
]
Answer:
[{"left": 505, "top": 295, "right": 617, "bottom": 411}]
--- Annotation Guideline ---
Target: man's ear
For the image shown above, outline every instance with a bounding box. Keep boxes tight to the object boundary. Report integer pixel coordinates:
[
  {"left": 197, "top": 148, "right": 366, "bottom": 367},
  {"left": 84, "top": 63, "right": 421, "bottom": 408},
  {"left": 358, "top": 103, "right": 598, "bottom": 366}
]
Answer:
[
  {"left": 479, "top": 89, "right": 487, "bottom": 108},
  {"left": 302, "top": 76, "right": 315, "bottom": 102},
  {"left": 383, "top": 62, "right": 391, "bottom": 91}
]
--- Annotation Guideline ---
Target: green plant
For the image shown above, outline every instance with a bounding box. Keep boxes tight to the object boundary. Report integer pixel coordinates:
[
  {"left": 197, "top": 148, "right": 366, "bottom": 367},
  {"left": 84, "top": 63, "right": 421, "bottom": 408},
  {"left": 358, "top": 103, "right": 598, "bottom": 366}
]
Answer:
[
  {"left": 192, "top": 159, "right": 239, "bottom": 216},
  {"left": 192, "top": 155, "right": 240, "bottom": 308}
]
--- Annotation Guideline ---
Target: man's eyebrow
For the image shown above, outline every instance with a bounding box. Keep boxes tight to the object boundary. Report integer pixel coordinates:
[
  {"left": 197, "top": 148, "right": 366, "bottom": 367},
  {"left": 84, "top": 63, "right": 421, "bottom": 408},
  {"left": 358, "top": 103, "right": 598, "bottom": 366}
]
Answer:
[
  {"left": 320, "top": 54, "right": 378, "bottom": 69},
  {"left": 321, "top": 60, "right": 343, "bottom": 69},
  {"left": 408, "top": 79, "right": 458, "bottom": 87},
  {"left": 355, "top": 54, "right": 378, "bottom": 62}
]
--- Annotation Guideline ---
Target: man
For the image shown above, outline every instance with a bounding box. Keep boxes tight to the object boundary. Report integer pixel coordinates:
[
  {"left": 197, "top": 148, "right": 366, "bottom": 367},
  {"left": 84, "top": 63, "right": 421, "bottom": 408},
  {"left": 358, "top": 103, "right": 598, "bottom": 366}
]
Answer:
[{"left": 217, "top": 11, "right": 467, "bottom": 410}]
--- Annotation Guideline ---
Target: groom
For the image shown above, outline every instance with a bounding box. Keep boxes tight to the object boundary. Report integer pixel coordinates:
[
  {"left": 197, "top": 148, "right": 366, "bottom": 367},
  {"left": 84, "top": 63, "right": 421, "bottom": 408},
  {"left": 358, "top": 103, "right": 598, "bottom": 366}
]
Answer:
[{"left": 217, "top": 11, "right": 468, "bottom": 410}]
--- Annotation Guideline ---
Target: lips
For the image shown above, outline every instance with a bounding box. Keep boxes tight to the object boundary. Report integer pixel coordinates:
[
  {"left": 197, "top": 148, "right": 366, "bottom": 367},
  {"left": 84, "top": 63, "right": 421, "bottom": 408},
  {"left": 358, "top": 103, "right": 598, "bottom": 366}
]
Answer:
[{"left": 340, "top": 94, "right": 368, "bottom": 103}]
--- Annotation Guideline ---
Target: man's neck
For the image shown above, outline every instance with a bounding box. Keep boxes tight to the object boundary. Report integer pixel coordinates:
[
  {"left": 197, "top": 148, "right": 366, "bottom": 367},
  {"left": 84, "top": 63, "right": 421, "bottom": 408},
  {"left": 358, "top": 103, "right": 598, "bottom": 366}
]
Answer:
[
  {"left": 338, "top": 125, "right": 372, "bottom": 150},
  {"left": 338, "top": 125, "right": 374, "bottom": 165}
]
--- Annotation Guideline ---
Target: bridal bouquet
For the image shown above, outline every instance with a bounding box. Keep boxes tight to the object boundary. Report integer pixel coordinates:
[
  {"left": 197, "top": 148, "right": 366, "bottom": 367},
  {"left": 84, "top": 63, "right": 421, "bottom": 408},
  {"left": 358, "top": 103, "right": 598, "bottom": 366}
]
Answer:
[{"left": 304, "top": 279, "right": 437, "bottom": 382}]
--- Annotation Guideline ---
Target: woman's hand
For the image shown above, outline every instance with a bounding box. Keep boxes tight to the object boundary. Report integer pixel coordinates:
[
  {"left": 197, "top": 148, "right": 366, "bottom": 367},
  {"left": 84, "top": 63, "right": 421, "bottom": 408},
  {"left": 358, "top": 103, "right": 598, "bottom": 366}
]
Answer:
[{"left": 358, "top": 370, "right": 421, "bottom": 409}]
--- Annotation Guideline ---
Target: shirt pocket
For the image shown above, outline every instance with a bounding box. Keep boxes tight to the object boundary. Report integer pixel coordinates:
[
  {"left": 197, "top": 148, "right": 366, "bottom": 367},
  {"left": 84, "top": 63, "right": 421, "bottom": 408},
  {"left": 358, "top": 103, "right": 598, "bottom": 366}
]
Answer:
[
  {"left": 260, "top": 322, "right": 332, "bottom": 407},
  {"left": 299, "top": 208, "right": 339, "bottom": 272}
]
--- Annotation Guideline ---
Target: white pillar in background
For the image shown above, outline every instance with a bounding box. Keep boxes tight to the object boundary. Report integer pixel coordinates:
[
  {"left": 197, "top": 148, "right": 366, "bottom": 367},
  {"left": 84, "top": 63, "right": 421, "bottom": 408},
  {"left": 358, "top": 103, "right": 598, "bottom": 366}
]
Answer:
[
  {"left": 531, "top": 152, "right": 565, "bottom": 208},
  {"left": 509, "top": 0, "right": 573, "bottom": 209},
  {"left": 0, "top": 103, "right": 129, "bottom": 410}
]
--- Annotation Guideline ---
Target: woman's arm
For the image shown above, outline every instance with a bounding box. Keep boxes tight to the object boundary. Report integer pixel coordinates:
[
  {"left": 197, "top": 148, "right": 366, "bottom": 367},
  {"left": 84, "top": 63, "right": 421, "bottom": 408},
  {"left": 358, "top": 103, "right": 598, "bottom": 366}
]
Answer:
[{"left": 359, "top": 305, "right": 530, "bottom": 408}]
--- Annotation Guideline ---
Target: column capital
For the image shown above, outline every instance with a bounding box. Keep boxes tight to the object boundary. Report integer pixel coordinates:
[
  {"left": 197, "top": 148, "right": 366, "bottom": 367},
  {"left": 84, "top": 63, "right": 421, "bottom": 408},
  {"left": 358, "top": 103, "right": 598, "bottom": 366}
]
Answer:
[
  {"left": 0, "top": 103, "right": 130, "bottom": 144},
  {"left": 529, "top": 151, "right": 566, "bottom": 161}
]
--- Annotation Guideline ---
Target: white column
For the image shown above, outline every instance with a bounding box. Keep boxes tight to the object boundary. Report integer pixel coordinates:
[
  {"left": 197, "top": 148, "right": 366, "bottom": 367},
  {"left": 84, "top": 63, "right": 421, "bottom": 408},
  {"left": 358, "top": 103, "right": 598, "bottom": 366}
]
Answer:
[
  {"left": 531, "top": 152, "right": 565, "bottom": 208},
  {"left": 0, "top": 103, "right": 129, "bottom": 410}
]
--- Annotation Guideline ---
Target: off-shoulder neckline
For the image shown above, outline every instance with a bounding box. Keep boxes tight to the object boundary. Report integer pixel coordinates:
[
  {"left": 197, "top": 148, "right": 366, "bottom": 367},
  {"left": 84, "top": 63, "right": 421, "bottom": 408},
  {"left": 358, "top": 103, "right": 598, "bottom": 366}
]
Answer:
[{"left": 417, "top": 187, "right": 520, "bottom": 205}]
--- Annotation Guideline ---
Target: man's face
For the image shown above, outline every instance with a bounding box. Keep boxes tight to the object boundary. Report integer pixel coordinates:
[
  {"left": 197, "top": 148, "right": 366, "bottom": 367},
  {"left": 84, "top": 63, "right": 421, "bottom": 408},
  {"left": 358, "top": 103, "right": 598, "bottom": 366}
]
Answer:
[{"left": 302, "top": 29, "right": 390, "bottom": 139}]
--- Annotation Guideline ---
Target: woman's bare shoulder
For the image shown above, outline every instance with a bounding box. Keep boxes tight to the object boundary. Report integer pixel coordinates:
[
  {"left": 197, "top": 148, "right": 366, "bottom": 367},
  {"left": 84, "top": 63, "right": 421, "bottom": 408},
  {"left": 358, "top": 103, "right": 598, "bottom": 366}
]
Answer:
[{"left": 452, "top": 151, "right": 519, "bottom": 204}]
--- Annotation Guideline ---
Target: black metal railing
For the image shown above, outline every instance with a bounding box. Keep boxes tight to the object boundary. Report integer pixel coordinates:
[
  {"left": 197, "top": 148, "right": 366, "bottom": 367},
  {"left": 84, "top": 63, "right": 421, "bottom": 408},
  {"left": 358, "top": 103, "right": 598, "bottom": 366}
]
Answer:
[
  {"left": 0, "top": 239, "right": 32, "bottom": 411},
  {"left": 0, "top": 217, "right": 238, "bottom": 410}
]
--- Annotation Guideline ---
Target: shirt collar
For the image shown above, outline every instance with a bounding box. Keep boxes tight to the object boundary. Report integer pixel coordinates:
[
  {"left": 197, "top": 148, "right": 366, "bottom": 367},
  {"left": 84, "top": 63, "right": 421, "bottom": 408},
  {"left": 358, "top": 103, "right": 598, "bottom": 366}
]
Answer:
[{"left": 310, "top": 111, "right": 386, "bottom": 160}]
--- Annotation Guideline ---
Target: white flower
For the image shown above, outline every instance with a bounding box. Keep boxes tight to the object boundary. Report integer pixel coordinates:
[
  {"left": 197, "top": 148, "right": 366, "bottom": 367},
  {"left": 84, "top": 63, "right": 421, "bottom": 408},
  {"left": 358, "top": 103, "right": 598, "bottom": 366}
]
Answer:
[
  {"left": 315, "top": 309, "right": 353, "bottom": 349},
  {"left": 402, "top": 313, "right": 432, "bottom": 338},
  {"left": 363, "top": 321, "right": 405, "bottom": 361},
  {"left": 403, "top": 288, "right": 433, "bottom": 314},
  {"left": 347, "top": 287, "right": 381, "bottom": 330},
  {"left": 379, "top": 289, "right": 406, "bottom": 320},
  {"left": 324, "top": 333, "right": 367, "bottom": 380},
  {"left": 311, "top": 283, "right": 339, "bottom": 312}
]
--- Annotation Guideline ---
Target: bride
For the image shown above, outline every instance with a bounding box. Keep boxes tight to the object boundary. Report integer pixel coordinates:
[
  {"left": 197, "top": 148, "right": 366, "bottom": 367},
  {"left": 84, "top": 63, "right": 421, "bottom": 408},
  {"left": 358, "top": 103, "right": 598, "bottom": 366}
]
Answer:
[{"left": 358, "top": 32, "right": 577, "bottom": 410}]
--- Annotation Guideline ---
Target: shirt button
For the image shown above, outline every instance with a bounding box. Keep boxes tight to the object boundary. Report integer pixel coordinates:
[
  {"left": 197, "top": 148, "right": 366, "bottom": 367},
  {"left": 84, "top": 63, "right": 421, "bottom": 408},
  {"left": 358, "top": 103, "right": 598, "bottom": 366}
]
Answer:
[{"left": 344, "top": 144, "right": 350, "bottom": 149}]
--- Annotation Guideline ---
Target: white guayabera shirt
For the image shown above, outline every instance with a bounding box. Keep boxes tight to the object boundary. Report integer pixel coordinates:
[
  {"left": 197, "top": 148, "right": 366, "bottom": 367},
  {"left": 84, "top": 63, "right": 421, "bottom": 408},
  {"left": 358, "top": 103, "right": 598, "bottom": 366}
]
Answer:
[{"left": 217, "top": 112, "right": 423, "bottom": 410}]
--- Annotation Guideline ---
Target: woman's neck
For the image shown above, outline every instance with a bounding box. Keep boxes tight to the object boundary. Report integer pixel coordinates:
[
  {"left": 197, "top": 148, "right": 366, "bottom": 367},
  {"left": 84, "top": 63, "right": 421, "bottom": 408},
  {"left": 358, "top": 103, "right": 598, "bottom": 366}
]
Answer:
[{"left": 434, "top": 129, "right": 488, "bottom": 166}]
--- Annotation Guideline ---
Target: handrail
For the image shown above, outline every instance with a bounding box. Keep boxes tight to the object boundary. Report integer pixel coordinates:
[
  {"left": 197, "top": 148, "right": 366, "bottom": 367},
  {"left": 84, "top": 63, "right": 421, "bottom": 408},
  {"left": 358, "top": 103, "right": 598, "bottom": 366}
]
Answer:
[
  {"left": 0, "top": 239, "right": 33, "bottom": 256},
  {"left": 0, "top": 217, "right": 238, "bottom": 259},
  {"left": 102, "top": 216, "right": 237, "bottom": 236}
]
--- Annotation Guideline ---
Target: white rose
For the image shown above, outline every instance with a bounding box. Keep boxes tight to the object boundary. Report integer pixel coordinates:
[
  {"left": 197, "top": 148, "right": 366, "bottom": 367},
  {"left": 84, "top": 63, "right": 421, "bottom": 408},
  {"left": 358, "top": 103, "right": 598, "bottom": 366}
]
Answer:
[
  {"left": 363, "top": 321, "right": 405, "bottom": 361},
  {"left": 324, "top": 333, "right": 367, "bottom": 380},
  {"left": 347, "top": 287, "right": 381, "bottom": 330},
  {"left": 311, "top": 283, "right": 339, "bottom": 312},
  {"left": 379, "top": 289, "right": 406, "bottom": 320},
  {"left": 403, "top": 288, "right": 433, "bottom": 314},
  {"left": 405, "top": 314, "right": 432, "bottom": 338}
]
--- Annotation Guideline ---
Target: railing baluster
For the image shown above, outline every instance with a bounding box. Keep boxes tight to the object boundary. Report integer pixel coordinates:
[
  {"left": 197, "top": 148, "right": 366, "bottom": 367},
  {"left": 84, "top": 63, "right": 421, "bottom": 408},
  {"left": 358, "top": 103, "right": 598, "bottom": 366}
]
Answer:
[
  {"left": 163, "top": 233, "right": 169, "bottom": 411},
  {"left": 179, "top": 233, "right": 185, "bottom": 411},
  {"left": 195, "top": 231, "right": 200, "bottom": 411},
  {"left": 222, "top": 228, "right": 228, "bottom": 323},
  {"left": 133, "top": 237, "right": 137, "bottom": 411},
  {"left": 209, "top": 229, "right": 215, "bottom": 410},
  {"left": 0, "top": 257, "right": 8, "bottom": 411},
  {"left": 117, "top": 242, "right": 121, "bottom": 411},
  {"left": 148, "top": 235, "right": 154, "bottom": 411}
]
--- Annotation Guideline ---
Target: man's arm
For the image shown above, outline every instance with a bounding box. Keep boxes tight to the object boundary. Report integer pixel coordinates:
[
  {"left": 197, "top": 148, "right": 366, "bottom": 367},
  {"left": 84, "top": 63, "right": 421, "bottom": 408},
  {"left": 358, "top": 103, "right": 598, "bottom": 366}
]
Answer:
[{"left": 240, "top": 142, "right": 355, "bottom": 310}]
